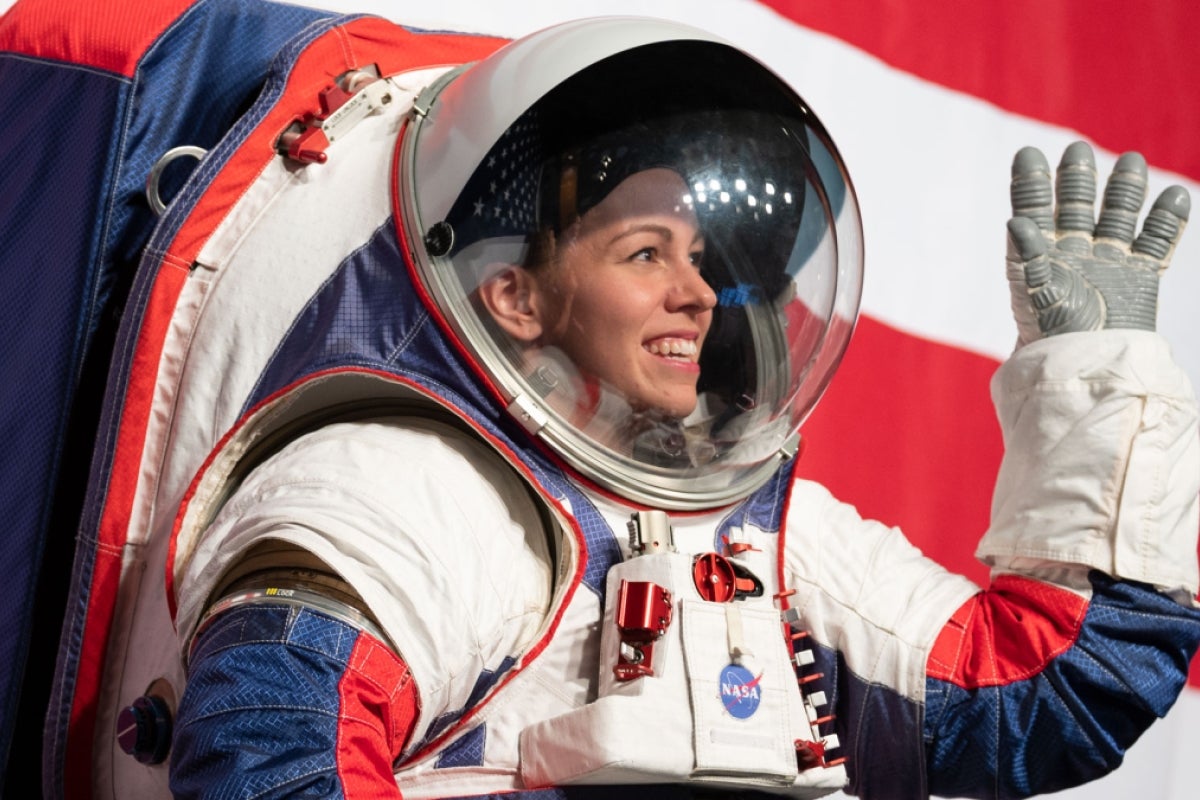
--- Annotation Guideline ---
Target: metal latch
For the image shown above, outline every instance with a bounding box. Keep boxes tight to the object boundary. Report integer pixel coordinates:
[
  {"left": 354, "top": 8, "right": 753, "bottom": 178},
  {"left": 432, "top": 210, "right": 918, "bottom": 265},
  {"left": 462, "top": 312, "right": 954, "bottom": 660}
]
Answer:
[{"left": 277, "top": 64, "right": 393, "bottom": 164}]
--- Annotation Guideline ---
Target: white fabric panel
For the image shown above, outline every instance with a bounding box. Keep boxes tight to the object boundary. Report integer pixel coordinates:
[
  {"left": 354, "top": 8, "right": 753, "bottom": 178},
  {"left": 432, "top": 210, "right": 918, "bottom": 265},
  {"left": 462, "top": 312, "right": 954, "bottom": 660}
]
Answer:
[
  {"left": 783, "top": 480, "right": 980, "bottom": 703},
  {"left": 177, "top": 418, "right": 556, "bottom": 748}
]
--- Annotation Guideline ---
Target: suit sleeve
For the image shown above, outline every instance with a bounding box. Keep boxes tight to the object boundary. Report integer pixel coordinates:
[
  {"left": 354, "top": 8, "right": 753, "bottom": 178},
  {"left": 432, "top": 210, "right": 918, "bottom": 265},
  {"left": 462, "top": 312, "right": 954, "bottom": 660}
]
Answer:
[
  {"left": 170, "top": 603, "right": 419, "bottom": 800},
  {"left": 921, "top": 330, "right": 1200, "bottom": 798},
  {"left": 784, "top": 330, "right": 1200, "bottom": 799}
]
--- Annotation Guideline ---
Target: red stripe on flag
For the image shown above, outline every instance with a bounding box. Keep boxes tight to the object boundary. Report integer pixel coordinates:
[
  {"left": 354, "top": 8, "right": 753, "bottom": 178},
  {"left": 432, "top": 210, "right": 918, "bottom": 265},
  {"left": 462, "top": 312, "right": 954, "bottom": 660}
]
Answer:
[
  {"left": 795, "top": 315, "right": 1001, "bottom": 587},
  {"left": 760, "top": 0, "right": 1200, "bottom": 182}
]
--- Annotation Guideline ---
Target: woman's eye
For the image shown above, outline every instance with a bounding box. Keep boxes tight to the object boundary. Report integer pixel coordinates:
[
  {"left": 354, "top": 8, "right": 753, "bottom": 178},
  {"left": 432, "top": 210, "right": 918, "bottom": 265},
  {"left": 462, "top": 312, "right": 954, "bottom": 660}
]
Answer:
[
  {"left": 689, "top": 250, "right": 705, "bottom": 267},
  {"left": 631, "top": 247, "right": 657, "bottom": 262}
]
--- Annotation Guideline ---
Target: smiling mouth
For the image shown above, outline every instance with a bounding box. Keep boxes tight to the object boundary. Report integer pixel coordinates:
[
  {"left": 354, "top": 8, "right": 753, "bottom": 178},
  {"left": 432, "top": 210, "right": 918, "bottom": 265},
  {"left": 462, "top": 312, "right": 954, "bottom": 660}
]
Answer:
[{"left": 644, "top": 337, "right": 699, "bottom": 361}]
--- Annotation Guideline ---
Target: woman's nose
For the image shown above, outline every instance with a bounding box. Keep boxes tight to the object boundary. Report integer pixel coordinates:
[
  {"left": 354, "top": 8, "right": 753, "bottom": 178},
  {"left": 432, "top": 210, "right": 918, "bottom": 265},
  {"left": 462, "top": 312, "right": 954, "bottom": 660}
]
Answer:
[{"left": 668, "top": 261, "right": 718, "bottom": 312}]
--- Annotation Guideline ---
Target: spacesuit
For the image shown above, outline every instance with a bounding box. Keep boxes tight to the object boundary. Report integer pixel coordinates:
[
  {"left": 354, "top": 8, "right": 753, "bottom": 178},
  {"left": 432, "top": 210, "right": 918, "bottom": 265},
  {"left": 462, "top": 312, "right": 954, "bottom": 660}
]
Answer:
[
  {"left": 170, "top": 321, "right": 1200, "bottom": 800},
  {"left": 54, "top": 11, "right": 1197, "bottom": 800}
]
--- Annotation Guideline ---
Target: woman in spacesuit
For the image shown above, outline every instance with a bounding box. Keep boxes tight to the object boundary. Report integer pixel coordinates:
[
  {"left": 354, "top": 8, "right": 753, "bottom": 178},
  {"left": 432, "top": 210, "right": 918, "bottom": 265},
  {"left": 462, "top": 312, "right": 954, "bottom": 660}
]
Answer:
[{"left": 164, "top": 16, "right": 1200, "bottom": 800}]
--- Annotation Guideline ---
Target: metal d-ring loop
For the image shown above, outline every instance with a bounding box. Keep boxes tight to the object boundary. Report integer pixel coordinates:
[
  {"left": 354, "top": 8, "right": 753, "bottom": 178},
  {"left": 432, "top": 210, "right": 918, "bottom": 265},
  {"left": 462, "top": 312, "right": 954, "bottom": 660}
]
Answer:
[{"left": 145, "top": 145, "right": 207, "bottom": 215}]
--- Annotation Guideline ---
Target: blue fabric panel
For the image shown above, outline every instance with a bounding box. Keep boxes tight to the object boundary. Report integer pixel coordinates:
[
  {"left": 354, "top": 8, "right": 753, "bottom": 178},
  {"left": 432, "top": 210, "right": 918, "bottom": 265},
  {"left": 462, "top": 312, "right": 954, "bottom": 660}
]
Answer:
[
  {"left": 246, "top": 223, "right": 624, "bottom": 598},
  {"left": 0, "top": 52, "right": 128, "bottom": 781},
  {"left": 243, "top": 223, "right": 506, "bottom": 421},
  {"left": 425, "top": 656, "right": 517, "bottom": 750},
  {"left": 436, "top": 724, "right": 487, "bottom": 770},
  {"left": 800, "top": 638, "right": 927, "bottom": 799},
  {"left": 171, "top": 603, "right": 361, "bottom": 799},
  {"left": 712, "top": 456, "right": 796, "bottom": 551},
  {"left": 924, "top": 572, "right": 1200, "bottom": 799}
]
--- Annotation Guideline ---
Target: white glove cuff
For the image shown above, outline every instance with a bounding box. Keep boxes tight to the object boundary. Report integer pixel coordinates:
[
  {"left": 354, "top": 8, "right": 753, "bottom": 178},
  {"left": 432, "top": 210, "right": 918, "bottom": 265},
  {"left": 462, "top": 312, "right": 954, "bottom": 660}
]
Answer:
[{"left": 978, "top": 330, "right": 1200, "bottom": 599}]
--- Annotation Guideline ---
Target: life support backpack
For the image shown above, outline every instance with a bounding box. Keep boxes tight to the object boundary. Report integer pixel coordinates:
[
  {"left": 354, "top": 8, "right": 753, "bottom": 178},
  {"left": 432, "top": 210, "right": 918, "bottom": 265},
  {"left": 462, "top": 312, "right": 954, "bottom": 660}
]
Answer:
[{"left": 0, "top": 2, "right": 509, "bottom": 795}]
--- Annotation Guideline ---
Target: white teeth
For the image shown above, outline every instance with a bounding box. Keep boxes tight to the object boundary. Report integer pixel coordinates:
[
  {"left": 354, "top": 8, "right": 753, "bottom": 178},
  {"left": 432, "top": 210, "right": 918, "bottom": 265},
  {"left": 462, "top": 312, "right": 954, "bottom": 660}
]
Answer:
[{"left": 646, "top": 339, "right": 697, "bottom": 357}]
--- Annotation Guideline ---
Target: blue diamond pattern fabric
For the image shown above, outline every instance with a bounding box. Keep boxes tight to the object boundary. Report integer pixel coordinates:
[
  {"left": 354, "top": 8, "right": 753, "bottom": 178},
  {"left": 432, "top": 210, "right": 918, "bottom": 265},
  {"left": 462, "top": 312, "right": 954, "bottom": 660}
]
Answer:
[
  {"left": 924, "top": 572, "right": 1200, "bottom": 800},
  {"left": 172, "top": 603, "right": 362, "bottom": 798}
]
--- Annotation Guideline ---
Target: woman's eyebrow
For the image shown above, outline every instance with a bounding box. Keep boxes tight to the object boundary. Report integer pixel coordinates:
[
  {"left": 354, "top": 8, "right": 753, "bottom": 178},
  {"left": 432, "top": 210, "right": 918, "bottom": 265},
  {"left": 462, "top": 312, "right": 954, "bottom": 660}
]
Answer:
[{"left": 607, "top": 223, "right": 704, "bottom": 248}]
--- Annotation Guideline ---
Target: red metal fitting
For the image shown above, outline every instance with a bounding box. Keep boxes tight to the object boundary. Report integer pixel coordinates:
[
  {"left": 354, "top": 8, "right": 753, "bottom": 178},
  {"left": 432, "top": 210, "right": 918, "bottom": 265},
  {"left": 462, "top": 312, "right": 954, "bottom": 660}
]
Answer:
[
  {"left": 279, "top": 126, "right": 329, "bottom": 164},
  {"left": 613, "top": 580, "right": 673, "bottom": 681},
  {"left": 795, "top": 739, "right": 826, "bottom": 771}
]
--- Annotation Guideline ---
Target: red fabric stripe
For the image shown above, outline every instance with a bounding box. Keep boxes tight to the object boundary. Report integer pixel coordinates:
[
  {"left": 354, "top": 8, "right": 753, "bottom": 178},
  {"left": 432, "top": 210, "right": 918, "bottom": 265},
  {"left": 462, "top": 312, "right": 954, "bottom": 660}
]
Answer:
[
  {"left": 760, "top": 0, "right": 1200, "bottom": 182},
  {"left": 170, "top": 18, "right": 506, "bottom": 264},
  {"left": 795, "top": 315, "right": 1002, "bottom": 587},
  {"left": 926, "top": 574, "right": 1088, "bottom": 687},
  {"left": 0, "top": 0, "right": 196, "bottom": 76},
  {"left": 337, "top": 633, "right": 417, "bottom": 799},
  {"left": 63, "top": 261, "right": 189, "bottom": 800},
  {"left": 61, "top": 548, "right": 122, "bottom": 800}
]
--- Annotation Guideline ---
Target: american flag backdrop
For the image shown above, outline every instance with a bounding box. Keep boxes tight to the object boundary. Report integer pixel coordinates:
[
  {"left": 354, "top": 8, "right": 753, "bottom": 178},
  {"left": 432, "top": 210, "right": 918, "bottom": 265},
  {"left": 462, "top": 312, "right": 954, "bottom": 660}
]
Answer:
[
  {"left": 286, "top": 2, "right": 1200, "bottom": 798},
  {"left": 309, "top": 3, "right": 1200, "bottom": 796},
  {"left": 1, "top": 0, "right": 1195, "bottom": 796}
]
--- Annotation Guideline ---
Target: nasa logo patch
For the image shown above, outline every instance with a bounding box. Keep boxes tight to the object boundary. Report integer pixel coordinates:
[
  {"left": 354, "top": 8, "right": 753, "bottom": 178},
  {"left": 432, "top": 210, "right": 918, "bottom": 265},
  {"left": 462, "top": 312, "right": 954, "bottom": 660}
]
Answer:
[{"left": 719, "top": 663, "right": 762, "bottom": 719}]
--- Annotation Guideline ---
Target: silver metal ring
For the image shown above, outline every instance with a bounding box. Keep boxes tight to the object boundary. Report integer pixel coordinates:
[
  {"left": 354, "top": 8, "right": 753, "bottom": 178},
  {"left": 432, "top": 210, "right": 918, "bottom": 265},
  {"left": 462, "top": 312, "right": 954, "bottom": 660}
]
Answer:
[{"left": 145, "top": 145, "right": 207, "bottom": 215}]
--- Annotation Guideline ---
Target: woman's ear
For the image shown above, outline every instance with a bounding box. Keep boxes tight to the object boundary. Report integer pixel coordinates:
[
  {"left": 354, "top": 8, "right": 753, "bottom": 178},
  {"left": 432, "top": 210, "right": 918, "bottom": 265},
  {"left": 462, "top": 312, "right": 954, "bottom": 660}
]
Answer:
[{"left": 477, "top": 266, "right": 544, "bottom": 343}]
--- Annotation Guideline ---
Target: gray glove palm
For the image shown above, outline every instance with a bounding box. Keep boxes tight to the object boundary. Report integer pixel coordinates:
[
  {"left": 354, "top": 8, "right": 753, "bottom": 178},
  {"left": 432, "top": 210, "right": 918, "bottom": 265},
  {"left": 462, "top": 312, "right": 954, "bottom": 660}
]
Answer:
[{"left": 1006, "top": 141, "right": 1190, "bottom": 347}]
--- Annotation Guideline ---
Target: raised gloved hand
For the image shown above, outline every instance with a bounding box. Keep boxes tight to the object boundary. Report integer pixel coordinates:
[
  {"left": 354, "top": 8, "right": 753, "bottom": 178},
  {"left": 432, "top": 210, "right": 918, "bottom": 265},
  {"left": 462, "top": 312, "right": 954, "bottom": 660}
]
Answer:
[{"left": 1006, "top": 141, "right": 1190, "bottom": 346}]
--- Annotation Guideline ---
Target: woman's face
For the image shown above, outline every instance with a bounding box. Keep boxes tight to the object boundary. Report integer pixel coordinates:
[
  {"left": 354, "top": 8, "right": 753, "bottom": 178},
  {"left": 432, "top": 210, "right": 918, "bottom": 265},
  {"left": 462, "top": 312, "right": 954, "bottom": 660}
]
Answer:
[{"left": 532, "top": 168, "right": 718, "bottom": 418}]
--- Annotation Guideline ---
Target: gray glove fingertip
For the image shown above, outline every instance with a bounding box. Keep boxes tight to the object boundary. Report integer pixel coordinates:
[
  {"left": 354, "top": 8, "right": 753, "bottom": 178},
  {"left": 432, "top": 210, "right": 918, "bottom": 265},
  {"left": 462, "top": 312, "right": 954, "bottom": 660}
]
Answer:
[
  {"left": 1113, "top": 150, "right": 1149, "bottom": 178},
  {"left": 1055, "top": 142, "right": 1098, "bottom": 233},
  {"left": 1012, "top": 146, "right": 1051, "bottom": 177},
  {"left": 1096, "top": 151, "right": 1149, "bottom": 242},
  {"left": 1007, "top": 216, "right": 1047, "bottom": 261},
  {"left": 1059, "top": 140, "right": 1096, "bottom": 166},
  {"left": 1011, "top": 147, "right": 1054, "bottom": 231},
  {"left": 1155, "top": 185, "right": 1191, "bottom": 222},
  {"left": 1133, "top": 185, "right": 1191, "bottom": 260}
]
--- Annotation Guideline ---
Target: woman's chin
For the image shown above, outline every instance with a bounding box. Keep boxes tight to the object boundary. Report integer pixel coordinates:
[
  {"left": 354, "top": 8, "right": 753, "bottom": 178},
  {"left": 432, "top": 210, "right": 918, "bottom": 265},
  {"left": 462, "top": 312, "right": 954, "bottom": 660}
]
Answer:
[{"left": 633, "top": 393, "right": 697, "bottom": 421}]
